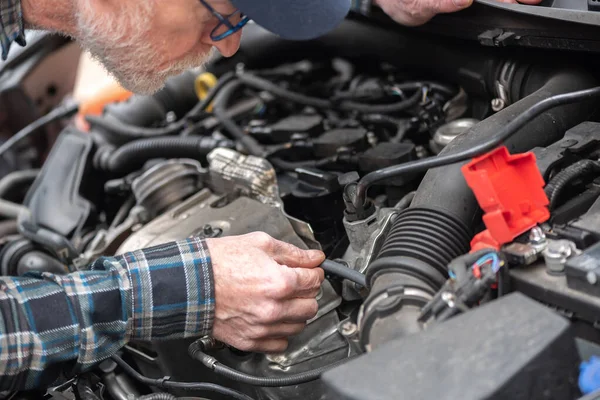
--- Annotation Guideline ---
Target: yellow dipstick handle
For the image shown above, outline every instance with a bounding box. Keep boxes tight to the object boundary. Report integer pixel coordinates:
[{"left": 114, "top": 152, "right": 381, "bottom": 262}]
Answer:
[{"left": 195, "top": 72, "right": 218, "bottom": 112}]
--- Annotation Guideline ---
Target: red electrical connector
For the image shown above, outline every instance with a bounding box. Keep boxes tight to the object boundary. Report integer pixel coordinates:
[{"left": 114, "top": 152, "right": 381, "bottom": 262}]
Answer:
[{"left": 461, "top": 146, "right": 550, "bottom": 252}]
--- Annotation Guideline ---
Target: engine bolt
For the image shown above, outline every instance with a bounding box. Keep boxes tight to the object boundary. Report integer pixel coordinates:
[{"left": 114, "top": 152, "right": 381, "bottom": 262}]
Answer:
[
  {"left": 544, "top": 240, "right": 576, "bottom": 275},
  {"left": 529, "top": 227, "right": 546, "bottom": 245},
  {"left": 340, "top": 321, "right": 358, "bottom": 337},
  {"left": 491, "top": 98, "right": 506, "bottom": 112}
]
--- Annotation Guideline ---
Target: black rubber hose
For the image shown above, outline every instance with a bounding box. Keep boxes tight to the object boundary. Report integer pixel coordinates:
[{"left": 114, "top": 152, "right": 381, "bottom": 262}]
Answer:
[
  {"left": 188, "top": 341, "right": 354, "bottom": 387},
  {"left": 269, "top": 156, "right": 336, "bottom": 171},
  {"left": 321, "top": 259, "right": 367, "bottom": 287},
  {"left": 212, "top": 80, "right": 266, "bottom": 157},
  {"left": 0, "top": 103, "right": 79, "bottom": 158},
  {"left": 236, "top": 72, "right": 444, "bottom": 114},
  {"left": 86, "top": 72, "right": 236, "bottom": 143},
  {"left": 236, "top": 73, "right": 331, "bottom": 109},
  {"left": 0, "top": 169, "right": 39, "bottom": 198},
  {"left": 360, "top": 114, "right": 412, "bottom": 142},
  {"left": 111, "top": 355, "right": 255, "bottom": 400},
  {"left": 96, "top": 136, "right": 234, "bottom": 175},
  {"left": 544, "top": 159, "right": 600, "bottom": 210},
  {"left": 137, "top": 394, "right": 176, "bottom": 400},
  {"left": 338, "top": 88, "right": 422, "bottom": 114}
]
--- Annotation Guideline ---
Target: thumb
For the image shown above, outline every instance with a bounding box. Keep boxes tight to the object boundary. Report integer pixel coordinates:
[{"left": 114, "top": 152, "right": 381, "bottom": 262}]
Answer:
[
  {"left": 438, "top": 0, "right": 473, "bottom": 13},
  {"left": 268, "top": 239, "right": 325, "bottom": 268}
]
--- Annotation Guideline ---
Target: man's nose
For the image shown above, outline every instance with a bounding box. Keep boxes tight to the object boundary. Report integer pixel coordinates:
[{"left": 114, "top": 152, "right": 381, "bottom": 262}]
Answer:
[{"left": 205, "top": 30, "right": 242, "bottom": 57}]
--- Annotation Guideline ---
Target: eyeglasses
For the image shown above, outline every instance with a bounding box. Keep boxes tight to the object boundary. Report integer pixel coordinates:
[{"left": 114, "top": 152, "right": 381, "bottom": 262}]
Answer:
[{"left": 199, "top": 0, "right": 250, "bottom": 41}]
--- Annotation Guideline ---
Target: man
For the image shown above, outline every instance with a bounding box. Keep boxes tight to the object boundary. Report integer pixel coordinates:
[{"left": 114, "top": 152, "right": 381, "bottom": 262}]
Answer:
[{"left": 0, "top": 0, "right": 541, "bottom": 392}]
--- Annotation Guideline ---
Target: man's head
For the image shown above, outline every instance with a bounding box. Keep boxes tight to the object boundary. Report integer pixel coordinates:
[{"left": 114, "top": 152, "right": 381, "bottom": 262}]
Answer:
[{"left": 62, "top": 0, "right": 351, "bottom": 95}]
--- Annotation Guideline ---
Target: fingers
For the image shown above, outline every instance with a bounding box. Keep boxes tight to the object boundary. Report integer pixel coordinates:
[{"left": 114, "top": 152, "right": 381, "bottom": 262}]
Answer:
[
  {"left": 269, "top": 240, "right": 325, "bottom": 268},
  {"left": 249, "top": 322, "right": 307, "bottom": 339},
  {"left": 267, "top": 266, "right": 323, "bottom": 299},
  {"left": 245, "top": 232, "right": 324, "bottom": 268},
  {"left": 291, "top": 267, "right": 324, "bottom": 297},
  {"left": 255, "top": 298, "right": 319, "bottom": 325},
  {"left": 280, "top": 298, "right": 319, "bottom": 322},
  {"left": 437, "top": 0, "right": 473, "bottom": 13}
]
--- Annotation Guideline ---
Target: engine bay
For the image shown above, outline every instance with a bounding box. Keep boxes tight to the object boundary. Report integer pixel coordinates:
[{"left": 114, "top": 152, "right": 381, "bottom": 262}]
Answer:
[{"left": 4, "top": 12, "right": 600, "bottom": 400}]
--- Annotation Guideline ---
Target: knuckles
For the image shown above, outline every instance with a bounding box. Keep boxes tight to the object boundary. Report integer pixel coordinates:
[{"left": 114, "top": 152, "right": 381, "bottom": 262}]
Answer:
[
  {"left": 258, "top": 301, "right": 282, "bottom": 324},
  {"left": 268, "top": 273, "right": 294, "bottom": 299},
  {"left": 246, "top": 231, "right": 274, "bottom": 250}
]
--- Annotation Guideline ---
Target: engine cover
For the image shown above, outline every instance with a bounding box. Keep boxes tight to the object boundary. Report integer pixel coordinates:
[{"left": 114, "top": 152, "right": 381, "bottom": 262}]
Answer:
[{"left": 117, "top": 189, "right": 307, "bottom": 252}]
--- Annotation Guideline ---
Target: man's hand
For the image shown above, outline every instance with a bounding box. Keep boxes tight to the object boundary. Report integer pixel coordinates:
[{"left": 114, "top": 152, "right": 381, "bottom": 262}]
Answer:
[
  {"left": 206, "top": 232, "right": 325, "bottom": 353},
  {"left": 375, "top": 0, "right": 542, "bottom": 27}
]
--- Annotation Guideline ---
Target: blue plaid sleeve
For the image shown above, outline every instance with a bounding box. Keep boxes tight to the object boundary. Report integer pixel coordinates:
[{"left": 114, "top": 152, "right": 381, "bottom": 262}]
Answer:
[
  {"left": 0, "top": 0, "right": 26, "bottom": 60},
  {"left": 0, "top": 236, "right": 214, "bottom": 392}
]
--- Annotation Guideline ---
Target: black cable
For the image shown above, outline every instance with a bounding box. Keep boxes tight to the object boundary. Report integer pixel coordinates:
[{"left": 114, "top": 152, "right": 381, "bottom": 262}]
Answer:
[
  {"left": 111, "top": 355, "right": 255, "bottom": 400},
  {"left": 86, "top": 72, "right": 235, "bottom": 139},
  {"left": 360, "top": 114, "right": 412, "bottom": 142},
  {"left": 269, "top": 156, "right": 337, "bottom": 171},
  {"left": 212, "top": 80, "right": 266, "bottom": 157},
  {"left": 338, "top": 88, "right": 421, "bottom": 114},
  {"left": 236, "top": 73, "right": 331, "bottom": 109},
  {"left": 0, "top": 169, "right": 39, "bottom": 199},
  {"left": 544, "top": 159, "right": 600, "bottom": 210},
  {"left": 85, "top": 115, "right": 185, "bottom": 139},
  {"left": 0, "top": 103, "right": 78, "bottom": 157},
  {"left": 351, "top": 85, "right": 600, "bottom": 208},
  {"left": 390, "top": 81, "right": 456, "bottom": 97},
  {"left": 188, "top": 341, "right": 355, "bottom": 387},
  {"left": 321, "top": 259, "right": 367, "bottom": 287},
  {"left": 236, "top": 72, "right": 443, "bottom": 114}
]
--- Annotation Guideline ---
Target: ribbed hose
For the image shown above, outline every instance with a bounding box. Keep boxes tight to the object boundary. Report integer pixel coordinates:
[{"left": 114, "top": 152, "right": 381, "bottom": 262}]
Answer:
[
  {"left": 138, "top": 394, "right": 176, "bottom": 400},
  {"left": 375, "top": 208, "right": 472, "bottom": 280},
  {"left": 188, "top": 341, "right": 354, "bottom": 387},
  {"left": 544, "top": 159, "right": 600, "bottom": 210},
  {"left": 96, "top": 136, "right": 233, "bottom": 175}
]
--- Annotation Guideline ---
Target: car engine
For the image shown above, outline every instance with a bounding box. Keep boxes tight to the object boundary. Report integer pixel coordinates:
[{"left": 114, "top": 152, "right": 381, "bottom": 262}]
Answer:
[{"left": 4, "top": 9, "right": 600, "bottom": 400}]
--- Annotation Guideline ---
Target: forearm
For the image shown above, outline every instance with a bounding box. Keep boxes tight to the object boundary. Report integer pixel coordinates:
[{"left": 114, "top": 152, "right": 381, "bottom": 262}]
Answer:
[{"left": 0, "top": 236, "right": 214, "bottom": 392}]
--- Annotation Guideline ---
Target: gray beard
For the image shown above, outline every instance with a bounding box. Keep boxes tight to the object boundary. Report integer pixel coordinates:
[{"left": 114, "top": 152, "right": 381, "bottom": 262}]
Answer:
[{"left": 74, "top": 0, "right": 214, "bottom": 95}]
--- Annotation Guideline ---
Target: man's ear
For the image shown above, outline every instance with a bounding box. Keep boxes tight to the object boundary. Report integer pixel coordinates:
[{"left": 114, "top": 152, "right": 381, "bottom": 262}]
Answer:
[{"left": 200, "top": 28, "right": 242, "bottom": 58}]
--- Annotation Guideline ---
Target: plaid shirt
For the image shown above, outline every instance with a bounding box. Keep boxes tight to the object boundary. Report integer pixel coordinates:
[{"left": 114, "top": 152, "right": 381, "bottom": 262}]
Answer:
[
  {"left": 0, "top": 0, "right": 25, "bottom": 60},
  {"left": 0, "top": 237, "right": 214, "bottom": 392}
]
